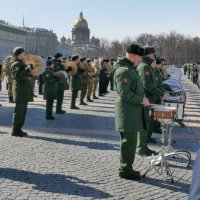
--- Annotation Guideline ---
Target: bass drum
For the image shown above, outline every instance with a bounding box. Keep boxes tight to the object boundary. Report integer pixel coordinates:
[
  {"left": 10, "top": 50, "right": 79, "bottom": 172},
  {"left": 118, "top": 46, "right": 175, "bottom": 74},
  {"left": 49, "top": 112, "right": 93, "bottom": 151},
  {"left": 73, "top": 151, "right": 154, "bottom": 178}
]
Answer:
[
  {"left": 163, "top": 78, "right": 183, "bottom": 90},
  {"left": 167, "top": 66, "right": 182, "bottom": 80},
  {"left": 163, "top": 79, "right": 186, "bottom": 103}
]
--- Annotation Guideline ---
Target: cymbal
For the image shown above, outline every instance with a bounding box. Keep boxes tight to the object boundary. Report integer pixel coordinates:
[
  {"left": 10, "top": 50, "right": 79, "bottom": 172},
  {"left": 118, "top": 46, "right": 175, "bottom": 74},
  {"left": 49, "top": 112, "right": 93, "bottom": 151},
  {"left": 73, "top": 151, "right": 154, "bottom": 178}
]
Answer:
[
  {"left": 63, "top": 61, "right": 77, "bottom": 76},
  {"left": 24, "top": 54, "right": 46, "bottom": 76}
]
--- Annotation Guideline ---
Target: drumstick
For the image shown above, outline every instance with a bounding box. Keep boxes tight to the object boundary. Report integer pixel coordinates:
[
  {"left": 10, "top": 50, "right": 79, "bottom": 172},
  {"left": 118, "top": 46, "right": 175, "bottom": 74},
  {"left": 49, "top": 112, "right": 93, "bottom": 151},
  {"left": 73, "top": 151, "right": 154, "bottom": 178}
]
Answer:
[
  {"left": 149, "top": 103, "right": 161, "bottom": 106},
  {"left": 141, "top": 103, "right": 161, "bottom": 106}
]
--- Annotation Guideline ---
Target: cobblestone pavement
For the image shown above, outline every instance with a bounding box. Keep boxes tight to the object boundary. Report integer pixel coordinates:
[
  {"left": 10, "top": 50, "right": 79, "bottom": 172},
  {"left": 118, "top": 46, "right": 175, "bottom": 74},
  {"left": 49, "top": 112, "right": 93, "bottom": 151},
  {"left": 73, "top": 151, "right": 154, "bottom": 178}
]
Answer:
[{"left": 0, "top": 74, "right": 199, "bottom": 200}]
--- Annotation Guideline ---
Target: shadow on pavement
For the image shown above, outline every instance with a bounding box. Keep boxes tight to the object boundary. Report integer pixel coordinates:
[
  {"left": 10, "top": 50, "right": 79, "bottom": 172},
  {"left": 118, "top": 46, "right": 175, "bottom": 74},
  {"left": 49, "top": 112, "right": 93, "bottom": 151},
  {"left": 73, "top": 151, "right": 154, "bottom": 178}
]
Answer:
[
  {"left": 27, "top": 135, "right": 119, "bottom": 151},
  {"left": 143, "top": 176, "right": 190, "bottom": 194},
  {"left": 0, "top": 168, "right": 112, "bottom": 199}
]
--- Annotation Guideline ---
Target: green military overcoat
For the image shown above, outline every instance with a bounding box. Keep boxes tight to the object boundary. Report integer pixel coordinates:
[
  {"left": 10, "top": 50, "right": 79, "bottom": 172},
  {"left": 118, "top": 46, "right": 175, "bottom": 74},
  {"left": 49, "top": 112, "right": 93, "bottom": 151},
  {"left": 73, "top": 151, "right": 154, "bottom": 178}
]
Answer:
[
  {"left": 43, "top": 68, "right": 57, "bottom": 100},
  {"left": 70, "top": 64, "right": 82, "bottom": 91},
  {"left": 114, "top": 57, "right": 144, "bottom": 133},
  {"left": 53, "top": 59, "right": 68, "bottom": 91},
  {"left": 137, "top": 56, "right": 164, "bottom": 104},
  {"left": 10, "top": 57, "right": 33, "bottom": 103}
]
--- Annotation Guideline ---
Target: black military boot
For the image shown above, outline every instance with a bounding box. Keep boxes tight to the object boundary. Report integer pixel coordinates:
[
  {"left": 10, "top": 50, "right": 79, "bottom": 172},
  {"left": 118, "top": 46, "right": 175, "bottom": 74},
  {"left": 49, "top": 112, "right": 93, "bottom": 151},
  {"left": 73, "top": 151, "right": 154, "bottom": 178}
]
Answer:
[
  {"left": 93, "top": 95, "right": 99, "bottom": 99},
  {"left": 87, "top": 96, "right": 94, "bottom": 102},
  {"left": 70, "top": 105, "right": 80, "bottom": 110},
  {"left": 80, "top": 101, "right": 88, "bottom": 105},
  {"left": 11, "top": 130, "right": 28, "bottom": 137},
  {"left": 8, "top": 96, "right": 14, "bottom": 103},
  {"left": 46, "top": 116, "right": 55, "bottom": 120},
  {"left": 56, "top": 110, "right": 66, "bottom": 114},
  {"left": 119, "top": 171, "right": 141, "bottom": 180}
]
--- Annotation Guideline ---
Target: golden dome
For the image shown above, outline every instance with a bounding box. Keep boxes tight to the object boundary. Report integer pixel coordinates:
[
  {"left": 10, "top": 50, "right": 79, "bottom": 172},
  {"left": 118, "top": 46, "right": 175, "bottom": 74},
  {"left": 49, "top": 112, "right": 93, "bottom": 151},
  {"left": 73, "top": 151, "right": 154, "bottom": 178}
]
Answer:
[{"left": 74, "top": 12, "right": 88, "bottom": 27}]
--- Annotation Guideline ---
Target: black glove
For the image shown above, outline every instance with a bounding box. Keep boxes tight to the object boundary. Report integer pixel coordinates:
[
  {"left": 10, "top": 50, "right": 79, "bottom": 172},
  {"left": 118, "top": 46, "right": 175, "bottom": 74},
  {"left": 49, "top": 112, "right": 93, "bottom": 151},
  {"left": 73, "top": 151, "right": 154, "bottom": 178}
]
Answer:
[
  {"left": 66, "top": 67, "right": 73, "bottom": 73},
  {"left": 55, "top": 77, "right": 60, "bottom": 82},
  {"left": 27, "top": 63, "right": 34, "bottom": 71},
  {"left": 80, "top": 68, "right": 85, "bottom": 73}
]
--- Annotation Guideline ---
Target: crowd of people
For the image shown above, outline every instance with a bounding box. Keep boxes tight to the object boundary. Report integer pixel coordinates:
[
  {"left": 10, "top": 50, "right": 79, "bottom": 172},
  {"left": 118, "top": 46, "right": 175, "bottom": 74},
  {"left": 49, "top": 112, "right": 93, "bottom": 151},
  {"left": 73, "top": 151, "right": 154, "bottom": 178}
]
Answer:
[
  {"left": 0, "top": 47, "right": 118, "bottom": 135},
  {"left": 183, "top": 62, "right": 200, "bottom": 85},
  {"left": 113, "top": 44, "right": 172, "bottom": 180},
  {"left": 0, "top": 44, "right": 177, "bottom": 180}
]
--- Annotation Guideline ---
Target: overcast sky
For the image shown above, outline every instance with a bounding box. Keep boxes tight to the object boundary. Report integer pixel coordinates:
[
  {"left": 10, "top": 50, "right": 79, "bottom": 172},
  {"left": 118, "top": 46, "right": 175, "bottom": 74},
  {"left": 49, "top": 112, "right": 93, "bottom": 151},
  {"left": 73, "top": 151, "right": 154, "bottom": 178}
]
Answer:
[{"left": 0, "top": 0, "right": 199, "bottom": 41}]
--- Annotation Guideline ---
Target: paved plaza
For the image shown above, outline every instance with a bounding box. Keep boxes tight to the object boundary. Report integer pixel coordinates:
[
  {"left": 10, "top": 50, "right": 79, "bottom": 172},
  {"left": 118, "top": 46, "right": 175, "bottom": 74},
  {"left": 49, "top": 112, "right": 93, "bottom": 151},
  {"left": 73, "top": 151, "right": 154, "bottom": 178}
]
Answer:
[{"left": 0, "top": 74, "right": 199, "bottom": 200}]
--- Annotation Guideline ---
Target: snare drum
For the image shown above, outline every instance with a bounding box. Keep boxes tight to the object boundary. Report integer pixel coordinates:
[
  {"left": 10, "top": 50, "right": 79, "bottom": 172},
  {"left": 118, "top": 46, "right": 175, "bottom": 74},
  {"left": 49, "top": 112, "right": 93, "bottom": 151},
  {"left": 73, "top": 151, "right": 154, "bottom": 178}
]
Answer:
[
  {"left": 163, "top": 101, "right": 184, "bottom": 121},
  {"left": 150, "top": 106, "right": 177, "bottom": 122}
]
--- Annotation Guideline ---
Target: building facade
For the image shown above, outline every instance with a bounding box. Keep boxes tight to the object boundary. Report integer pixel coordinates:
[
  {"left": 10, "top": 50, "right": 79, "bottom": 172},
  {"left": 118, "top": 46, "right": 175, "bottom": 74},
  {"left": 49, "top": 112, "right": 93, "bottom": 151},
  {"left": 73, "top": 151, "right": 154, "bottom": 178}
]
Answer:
[
  {"left": 57, "top": 36, "right": 72, "bottom": 57},
  {"left": 23, "top": 27, "right": 58, "bottom": 58},
  {"left": 0, "top": 20, "right": 26, "bottom": 61}
]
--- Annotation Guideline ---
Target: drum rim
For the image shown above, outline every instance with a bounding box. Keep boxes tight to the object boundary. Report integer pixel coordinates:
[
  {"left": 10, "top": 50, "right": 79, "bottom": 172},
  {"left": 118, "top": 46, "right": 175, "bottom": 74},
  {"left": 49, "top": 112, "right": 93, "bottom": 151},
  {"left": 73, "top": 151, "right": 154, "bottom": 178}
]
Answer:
[{"left": 150, "top": 105, "right": 177, "bottom": 111}]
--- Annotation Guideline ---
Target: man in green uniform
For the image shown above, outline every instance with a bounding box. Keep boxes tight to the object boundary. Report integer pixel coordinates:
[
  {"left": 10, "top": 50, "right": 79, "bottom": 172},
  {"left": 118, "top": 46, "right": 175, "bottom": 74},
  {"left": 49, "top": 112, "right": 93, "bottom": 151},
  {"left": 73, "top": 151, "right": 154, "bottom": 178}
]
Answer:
[
  {"left": 187, "top": 64, "right": 191, "bottom": 79},
  {"left": 53, "top": 53, "right": 66, "bottom": 114},
  {"left": 160, "top": 57, "right": 169, "bottom": 80},
  {"left": 183, "top": 64, "right": 187, "bottom": 76},
  {"left": 43, "top": 60, "right": 58, "bottom": 120},
  {"left": 110, "top": 58, "right": 115, "bottom": 91},
  {"left": 92, "top": 57, "right": 100, "bottom": 99},
  {"left": 137, "top": 46, "right": 167, "bottom": 156},
  {"left": 70, "top": 55, "right": 82, "bottom": 109},
  {"left": 99, "top": 59, "right": 109, "bottom": 96},
  {"left": 153, "top": 55, "right": 165, "bottom": 133},
  {"left": 87, "top": 59, "right": 95, "bottom": 102},
  {"left": 114, "top": 44, "right": 149, "bottom": 180},
  {"left": 10, "top": 47, "right": 34, "bottom": 137},
  {"left": 80, "top": 57, "right": 89, "bottom": 105},
  {"left": 2, "top": 55, "right": 14, "bottom": 103}
]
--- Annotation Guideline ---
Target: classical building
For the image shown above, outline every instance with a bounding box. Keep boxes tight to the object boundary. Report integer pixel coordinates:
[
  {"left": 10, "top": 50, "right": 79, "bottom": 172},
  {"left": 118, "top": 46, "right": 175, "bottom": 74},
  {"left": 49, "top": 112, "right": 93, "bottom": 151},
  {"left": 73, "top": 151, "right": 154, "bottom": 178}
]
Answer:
[
  {"left": 71, "top": 12, "right": 90, "bottom": 47},
  {"left": 57, "top": 36, "right": 72, "bottom": 57},
  {"left": 0, "top": 20, "right": 26, "bottom": 61},
  {"left": 23, "top": 27, "right": 58, "bottom": 58},
  {"left": 70, "top": 12, "right": 102, "bottom": 57}
]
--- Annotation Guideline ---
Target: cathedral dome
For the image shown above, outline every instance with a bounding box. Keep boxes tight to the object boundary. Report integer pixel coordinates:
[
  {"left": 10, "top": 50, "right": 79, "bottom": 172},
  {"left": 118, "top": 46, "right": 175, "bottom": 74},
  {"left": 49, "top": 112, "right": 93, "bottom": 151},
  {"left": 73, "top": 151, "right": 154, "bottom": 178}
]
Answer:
[{"left": 74, "top": 12, "right": 88, "bottom": 28}]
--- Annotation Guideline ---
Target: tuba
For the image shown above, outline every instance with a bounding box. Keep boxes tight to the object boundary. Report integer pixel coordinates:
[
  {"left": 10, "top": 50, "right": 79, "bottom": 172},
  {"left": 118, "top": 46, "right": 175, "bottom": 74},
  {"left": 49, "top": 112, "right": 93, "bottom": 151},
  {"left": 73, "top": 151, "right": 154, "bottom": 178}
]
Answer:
[{"left": 24, "top": 54, "right": 46, "bottom": 76}]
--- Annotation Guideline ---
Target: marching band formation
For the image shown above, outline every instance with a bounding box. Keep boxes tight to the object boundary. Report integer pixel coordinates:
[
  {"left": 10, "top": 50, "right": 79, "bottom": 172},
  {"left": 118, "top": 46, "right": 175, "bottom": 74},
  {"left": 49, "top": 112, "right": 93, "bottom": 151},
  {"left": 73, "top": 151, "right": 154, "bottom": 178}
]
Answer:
[
  {"left": 0, "top": 44, "right": 189, "bottom": 181},
  {"left": 0, "top": 47, "right": 117, "bottom": 136}
]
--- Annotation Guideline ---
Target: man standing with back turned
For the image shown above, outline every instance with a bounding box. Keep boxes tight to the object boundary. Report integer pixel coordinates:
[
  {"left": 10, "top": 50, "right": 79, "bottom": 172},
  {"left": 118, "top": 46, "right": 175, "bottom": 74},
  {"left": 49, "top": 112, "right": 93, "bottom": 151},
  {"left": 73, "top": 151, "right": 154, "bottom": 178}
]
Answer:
[
  {"left": 114, "top": 44, "right": 149, "bottom": 180},
  {"left": 10, "top": 47, "right": 34, "bottom": 137}
]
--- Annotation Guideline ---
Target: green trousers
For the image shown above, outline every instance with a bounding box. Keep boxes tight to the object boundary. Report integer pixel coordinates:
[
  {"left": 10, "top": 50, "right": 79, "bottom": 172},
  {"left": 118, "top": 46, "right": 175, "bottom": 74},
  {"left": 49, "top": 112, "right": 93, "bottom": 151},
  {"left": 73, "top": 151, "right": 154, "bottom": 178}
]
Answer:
[
  {"left": 87, "top": 78, "right": 94, "bottom": 97},
  {"left": 137, "top": 107, "right": 150, "bottom": 151},
  {"left": 8, "top": 83, "right": 13, "bottom": 97},
  {"left": 147, "top": 119, "right": 155, "bottom": 140},
  {"left": 110, "top": 73, "right": 114, "bottom": 90},
  {"left": 92, "top": 78, "right": 99, "bottom": 96},
  {"left": 187, "top": 72, "right": 190, "bottom": 79},
  {"left": 56, "top": 89, "right": 64, "bottom": 112},
  {"left": 46, "top": 99, "right": 54, "bottom": 117},
  {"left": 119, "top": 132, "right": 138, "bottom": 174},
  {"left": 80, "top": 85, "right": 87, "bottom": 101},
  {"left": 71, "top": 90, "right": 78, "bottom": 107},
  {"left": 12, "top": 102, "right": 28, "bottom": 133}
]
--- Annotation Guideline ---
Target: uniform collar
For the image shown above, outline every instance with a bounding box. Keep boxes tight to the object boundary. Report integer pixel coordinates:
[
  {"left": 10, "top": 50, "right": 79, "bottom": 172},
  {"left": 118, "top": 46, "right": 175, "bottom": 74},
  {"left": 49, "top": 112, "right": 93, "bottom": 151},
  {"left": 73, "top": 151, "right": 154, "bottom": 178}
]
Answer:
[
  {"left": 53, "top": 59, "right": 61, "bottom": 63},
  {"left": 118, "top": 56, "right": 135, "bottom": 68},
  {"left": 142, "top": 56, "right": 155, "bottom": 66}
]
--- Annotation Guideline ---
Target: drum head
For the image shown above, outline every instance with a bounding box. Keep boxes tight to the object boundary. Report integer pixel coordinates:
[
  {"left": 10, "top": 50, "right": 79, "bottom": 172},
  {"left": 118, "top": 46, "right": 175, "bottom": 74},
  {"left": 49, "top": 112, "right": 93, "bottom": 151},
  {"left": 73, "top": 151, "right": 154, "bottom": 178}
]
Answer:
[
  {"left": 151, "top": 105, "right": 176, "bottom": 112},
  {"left": 163, "top": 79, "right": 183, "bottom": 90},
  {"left": 167, "top": 66, "right": 182, "bottom": 80}
]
